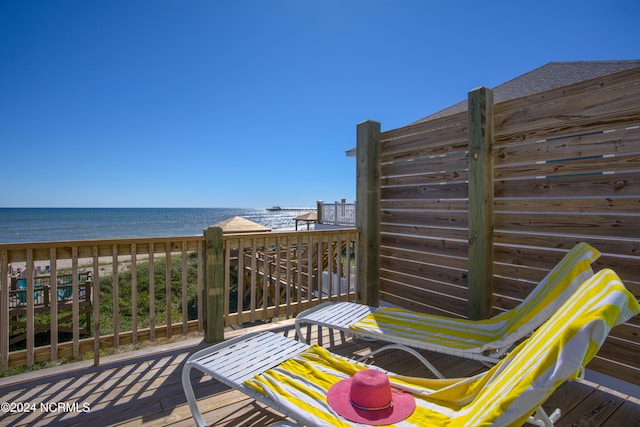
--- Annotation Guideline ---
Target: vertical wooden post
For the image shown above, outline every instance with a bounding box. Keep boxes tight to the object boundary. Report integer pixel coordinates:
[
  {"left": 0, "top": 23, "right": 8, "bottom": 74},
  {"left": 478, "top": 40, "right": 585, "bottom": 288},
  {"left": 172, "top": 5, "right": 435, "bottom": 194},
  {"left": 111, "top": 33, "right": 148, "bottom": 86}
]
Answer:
[
  {"left": 92, "top": 246, "right": 101, "bottom": 366},
  {"left": 316, "top": 200, "right": 323, "bottom": 224},
  {"left": 49, "top": 248, "right": 58, "bottom": 362},
  {"left": 149, "top": 243, "right": 156, "bottom": 341},
  {"left": 165, "top": 242, "right": 172, "bottom": 338},
  {"left": 0, "top": 250, "right": 8, "bottom": 370},
  {"left": 204, "top": 226, "right": 225, "bottom": 343},
  {"left": 112, "top": 245, "right": 119, "bottom": 348},
  {"left": 72, "top": 246, "right": 79, "bottom": 357},
  {"left": 26, "top": 249, "right": 34, "bottom": 366},
  {"left": 131, "top": 243, "right": 138, "bottom": 344},
  {"left": 356, "top": 120, "right": 381, "bottom": 306},
  {"left": 197, "top": 240, "right": 204, "bottom": 332},
  {"left": 467, "top": 86, "right": 494, "bottom": 320}
]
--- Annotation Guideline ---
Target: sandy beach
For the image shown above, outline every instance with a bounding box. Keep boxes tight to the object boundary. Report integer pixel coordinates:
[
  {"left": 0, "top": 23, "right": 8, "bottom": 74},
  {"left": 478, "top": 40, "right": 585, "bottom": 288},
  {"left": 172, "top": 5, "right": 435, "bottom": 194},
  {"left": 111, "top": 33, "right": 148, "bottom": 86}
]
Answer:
[{"left": 9, "top": 254, "right": 149, "bottom": 278}]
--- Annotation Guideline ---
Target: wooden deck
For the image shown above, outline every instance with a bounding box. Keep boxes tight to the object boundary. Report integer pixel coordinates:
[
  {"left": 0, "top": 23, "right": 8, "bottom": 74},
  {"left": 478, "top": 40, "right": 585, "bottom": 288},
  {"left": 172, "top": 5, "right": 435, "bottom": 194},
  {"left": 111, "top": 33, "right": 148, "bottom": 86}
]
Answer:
[{"left": 1, "top": 319, "right": 639, "bottom": 427}]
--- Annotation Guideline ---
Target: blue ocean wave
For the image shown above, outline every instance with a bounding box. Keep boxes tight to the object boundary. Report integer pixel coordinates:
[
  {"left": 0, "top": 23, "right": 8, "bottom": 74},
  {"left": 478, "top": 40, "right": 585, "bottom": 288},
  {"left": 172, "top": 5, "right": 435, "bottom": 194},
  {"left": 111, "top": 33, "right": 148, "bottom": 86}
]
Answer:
[{"left": 0, "top": 208, "right": 313, "bottom": 243}]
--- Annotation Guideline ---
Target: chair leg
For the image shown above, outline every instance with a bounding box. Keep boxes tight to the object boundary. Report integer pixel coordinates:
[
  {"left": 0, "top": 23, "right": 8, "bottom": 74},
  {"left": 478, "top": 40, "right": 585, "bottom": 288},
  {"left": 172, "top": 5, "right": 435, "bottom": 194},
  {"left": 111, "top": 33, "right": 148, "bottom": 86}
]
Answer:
[
  {"left": 294, "top": 321, "right": 308, "bottom": 342},
  {"left": 356, "top": 343, "right": 445, "bottom": 379},
  {"left": 182, "top": 363, "right": 208, "bottom": 427},
  {"left": 527, "top": 406, "right": 560, "bottom": 426}
]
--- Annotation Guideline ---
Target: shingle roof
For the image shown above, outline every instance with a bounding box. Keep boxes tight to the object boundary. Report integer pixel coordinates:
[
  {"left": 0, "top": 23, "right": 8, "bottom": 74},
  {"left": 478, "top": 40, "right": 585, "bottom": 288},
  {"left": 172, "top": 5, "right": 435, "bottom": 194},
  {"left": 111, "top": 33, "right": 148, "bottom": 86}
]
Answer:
[{"left": 412, "top": 60, "right": 640, "bottom": 124}]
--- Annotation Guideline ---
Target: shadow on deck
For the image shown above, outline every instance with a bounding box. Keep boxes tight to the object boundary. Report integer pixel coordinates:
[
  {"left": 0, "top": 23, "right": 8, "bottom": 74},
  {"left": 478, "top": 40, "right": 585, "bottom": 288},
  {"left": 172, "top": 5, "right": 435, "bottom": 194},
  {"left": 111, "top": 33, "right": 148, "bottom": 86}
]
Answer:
[{"left": 0, "top": 319, "right": 639, "bottom": 426}]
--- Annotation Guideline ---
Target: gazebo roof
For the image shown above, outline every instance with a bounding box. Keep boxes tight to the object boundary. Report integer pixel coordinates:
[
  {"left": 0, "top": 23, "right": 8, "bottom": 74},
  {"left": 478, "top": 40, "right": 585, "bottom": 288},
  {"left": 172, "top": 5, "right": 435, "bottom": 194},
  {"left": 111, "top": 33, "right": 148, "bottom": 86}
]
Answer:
[
  {"left": 293, "top": 212, "right": 317, "bottom": 222},
  {"left": 212, "top": 216, "right": 270, "bottom": 233},
  {"left": 293, "top": 211, "right": 317, "bottom": 230}
]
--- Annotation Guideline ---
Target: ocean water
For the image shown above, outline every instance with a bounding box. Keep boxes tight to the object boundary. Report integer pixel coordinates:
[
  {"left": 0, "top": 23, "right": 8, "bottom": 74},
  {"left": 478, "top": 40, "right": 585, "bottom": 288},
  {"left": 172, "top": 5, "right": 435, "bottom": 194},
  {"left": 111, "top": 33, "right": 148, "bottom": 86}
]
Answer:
[{"left": 0, "top": 208, "right": 313, "bottom": 243}]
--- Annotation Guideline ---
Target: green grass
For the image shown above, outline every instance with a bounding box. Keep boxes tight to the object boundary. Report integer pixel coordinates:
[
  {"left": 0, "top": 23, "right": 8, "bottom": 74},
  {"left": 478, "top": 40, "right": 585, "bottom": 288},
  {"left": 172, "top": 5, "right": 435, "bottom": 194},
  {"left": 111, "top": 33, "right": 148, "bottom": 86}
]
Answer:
[
  {"left": 97, "top": 253, "right": 200, "bottom": 335},
  {"left": 8, "top": 253, "right": 200, "bottom": 350}
]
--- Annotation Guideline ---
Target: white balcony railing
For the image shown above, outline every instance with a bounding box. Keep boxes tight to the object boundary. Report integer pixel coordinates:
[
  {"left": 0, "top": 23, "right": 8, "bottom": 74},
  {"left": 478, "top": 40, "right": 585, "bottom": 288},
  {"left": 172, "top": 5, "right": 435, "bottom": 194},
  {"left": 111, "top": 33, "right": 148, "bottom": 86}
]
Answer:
[{"left": 317, "top": 201, "right": 356, "bottom": 227}]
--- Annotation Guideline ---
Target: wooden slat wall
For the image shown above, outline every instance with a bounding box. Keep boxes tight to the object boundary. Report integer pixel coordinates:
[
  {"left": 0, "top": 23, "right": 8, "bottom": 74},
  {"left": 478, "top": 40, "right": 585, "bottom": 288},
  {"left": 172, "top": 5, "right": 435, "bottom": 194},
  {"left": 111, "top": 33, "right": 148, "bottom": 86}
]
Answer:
[
  {"left": 378, "top": 67, "right": 640, "bottom": 384},
  {"left": 380, "top": 111, "right": 470, "bottom": 317},
  {"left": 493, "top": 67, "right": 640, "bottom": 385}
]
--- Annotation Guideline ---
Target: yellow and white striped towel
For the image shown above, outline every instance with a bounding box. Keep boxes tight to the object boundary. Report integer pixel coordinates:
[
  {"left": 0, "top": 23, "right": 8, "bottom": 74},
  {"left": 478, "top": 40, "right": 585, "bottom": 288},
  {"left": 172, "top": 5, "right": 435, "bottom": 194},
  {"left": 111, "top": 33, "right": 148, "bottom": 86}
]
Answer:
[
  {"left": 245, "top": 269, "right": 639, "bottom": 426},
  {"left": 350, "top": 242, "right": 601, "bottom": 354}
]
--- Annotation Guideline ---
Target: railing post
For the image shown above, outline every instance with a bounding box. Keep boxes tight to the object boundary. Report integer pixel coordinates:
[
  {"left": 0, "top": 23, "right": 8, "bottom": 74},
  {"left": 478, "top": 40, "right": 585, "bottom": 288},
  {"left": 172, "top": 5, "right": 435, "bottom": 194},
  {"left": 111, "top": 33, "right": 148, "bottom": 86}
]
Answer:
[
  {"left": 356, "top": 120, "right": 381, "bottom": 306},
  {"left": 467, "top": 86, "right": 494, "bottom": 320},
  {"left": 1, "top": 250, "right": 8, "bottom": 370},
  {"left": 204, "top": 226, "right": 225, "bottom": 343},
  {"left": 316, "top": 200, "right": 323, "bottom": 224}
]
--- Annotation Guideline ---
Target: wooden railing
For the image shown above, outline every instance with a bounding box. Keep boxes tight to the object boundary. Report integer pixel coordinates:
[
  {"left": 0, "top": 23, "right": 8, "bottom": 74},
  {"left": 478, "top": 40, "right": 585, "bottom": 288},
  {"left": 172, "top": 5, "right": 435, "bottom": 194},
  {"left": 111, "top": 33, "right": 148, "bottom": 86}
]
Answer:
[
  {"left": 0, "top": 228, "right": 359, "bottom": 370},
  {"left": 224, "top": 229, "right": 357, "bottom": 323}
]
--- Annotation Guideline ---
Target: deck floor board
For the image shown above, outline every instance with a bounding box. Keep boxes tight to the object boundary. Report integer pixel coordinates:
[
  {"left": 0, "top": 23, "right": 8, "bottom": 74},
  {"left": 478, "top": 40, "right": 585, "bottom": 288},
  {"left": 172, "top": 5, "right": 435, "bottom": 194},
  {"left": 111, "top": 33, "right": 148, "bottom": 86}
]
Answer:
[{"left": 0, "top": 319, "right": 638, "bottom": 426}]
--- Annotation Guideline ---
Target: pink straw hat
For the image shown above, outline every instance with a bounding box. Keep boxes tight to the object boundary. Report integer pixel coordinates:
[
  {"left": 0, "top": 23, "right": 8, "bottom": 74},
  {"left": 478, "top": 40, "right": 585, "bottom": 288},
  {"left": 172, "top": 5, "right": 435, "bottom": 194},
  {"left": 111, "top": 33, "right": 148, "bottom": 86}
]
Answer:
[{"left": 327, "top": 369, "right": 416, "bottom": 425}]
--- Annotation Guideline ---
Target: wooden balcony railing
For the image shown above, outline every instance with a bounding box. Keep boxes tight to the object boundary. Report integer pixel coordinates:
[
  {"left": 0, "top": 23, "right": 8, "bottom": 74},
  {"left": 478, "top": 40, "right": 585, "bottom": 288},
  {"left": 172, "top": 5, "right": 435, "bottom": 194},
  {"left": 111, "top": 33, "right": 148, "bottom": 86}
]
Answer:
[
  {"left": 214, "top": 228, "right": 358, "bottom": 327},
  {"left": 0, "top": 228, "right": 359, "bottom": 370}
]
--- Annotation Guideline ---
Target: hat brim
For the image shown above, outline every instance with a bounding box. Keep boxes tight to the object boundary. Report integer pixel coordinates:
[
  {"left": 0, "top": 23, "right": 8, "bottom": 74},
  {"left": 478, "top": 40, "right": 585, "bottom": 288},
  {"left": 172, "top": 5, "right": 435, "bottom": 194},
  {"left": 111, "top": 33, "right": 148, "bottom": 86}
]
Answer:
[{"left": 327, "top": 377, "right": 416, "bottom": 425}]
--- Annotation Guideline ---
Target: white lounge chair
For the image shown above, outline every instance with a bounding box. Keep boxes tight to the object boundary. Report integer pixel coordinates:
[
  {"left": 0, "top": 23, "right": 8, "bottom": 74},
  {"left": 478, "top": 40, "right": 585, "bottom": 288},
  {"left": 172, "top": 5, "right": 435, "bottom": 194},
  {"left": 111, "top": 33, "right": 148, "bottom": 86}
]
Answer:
[
  {"left": 182, "top": 268, "right": 640, "bottom": 426},
  {"left": 295, "top": 242, "right": 600, "bottom": 377}
]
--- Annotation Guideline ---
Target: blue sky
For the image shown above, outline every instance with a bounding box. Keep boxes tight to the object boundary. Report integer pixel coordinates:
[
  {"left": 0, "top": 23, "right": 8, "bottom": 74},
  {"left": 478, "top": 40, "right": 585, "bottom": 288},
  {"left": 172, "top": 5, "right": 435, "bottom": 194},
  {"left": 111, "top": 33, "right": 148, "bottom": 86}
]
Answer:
[{"left": 1, "top": 1, "right": 638, "bottom": 208}]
